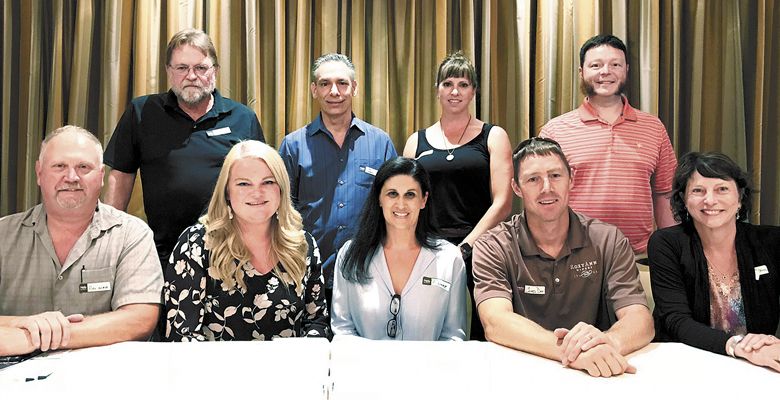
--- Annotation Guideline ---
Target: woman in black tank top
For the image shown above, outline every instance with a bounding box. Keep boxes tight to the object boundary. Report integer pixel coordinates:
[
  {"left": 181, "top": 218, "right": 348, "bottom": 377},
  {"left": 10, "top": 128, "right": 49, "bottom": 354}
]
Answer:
[{"left": 402, "top": 51, "right": 513, "bottom": 341}]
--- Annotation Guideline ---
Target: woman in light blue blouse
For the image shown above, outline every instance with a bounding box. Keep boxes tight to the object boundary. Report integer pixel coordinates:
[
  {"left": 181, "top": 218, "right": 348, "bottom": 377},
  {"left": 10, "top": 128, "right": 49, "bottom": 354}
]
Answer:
[{"left": 331, "top": 157, "right": 467, "bottom": 340}]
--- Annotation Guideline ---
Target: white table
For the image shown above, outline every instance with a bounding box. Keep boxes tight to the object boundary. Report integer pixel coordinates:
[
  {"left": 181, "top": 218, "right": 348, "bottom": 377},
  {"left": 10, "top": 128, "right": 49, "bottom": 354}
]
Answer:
[
  {"left": 0, "top": 338, "right": 331, "bottom": 398},
  {"left": 1, "top": 338, "right": 777, "bottom": 399},
  {"left": 329, "top": 338, "right": 779, "bottom": 399}
]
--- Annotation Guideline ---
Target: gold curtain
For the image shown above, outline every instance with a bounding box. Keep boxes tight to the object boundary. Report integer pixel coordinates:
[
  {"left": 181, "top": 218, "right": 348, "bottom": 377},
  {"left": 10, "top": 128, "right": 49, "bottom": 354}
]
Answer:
[{"left": 1, "top": 0, "right": 778, "bottom": 225}]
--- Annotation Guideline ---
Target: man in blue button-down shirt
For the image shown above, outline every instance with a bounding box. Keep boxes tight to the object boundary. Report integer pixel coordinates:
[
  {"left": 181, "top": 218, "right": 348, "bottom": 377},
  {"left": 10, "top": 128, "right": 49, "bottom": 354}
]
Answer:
[{"left": 279, "top": 53, "right": 397, "bottom": 307}]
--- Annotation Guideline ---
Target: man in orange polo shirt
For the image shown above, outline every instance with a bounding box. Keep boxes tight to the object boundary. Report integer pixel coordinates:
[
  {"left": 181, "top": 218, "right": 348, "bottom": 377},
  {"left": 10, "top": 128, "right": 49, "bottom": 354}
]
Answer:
[{"left": 539, "top": 34, "right": 677, "bottom": 256}]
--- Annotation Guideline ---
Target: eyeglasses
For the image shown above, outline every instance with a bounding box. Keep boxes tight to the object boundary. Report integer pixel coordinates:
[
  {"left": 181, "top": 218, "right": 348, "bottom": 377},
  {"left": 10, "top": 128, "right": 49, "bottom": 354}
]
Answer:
[
  {"left": 387, "top": 294, "right": 401, "bottom": 338},
  {"left": 169, "top": 64, "right": 214, "bottom": 77}
]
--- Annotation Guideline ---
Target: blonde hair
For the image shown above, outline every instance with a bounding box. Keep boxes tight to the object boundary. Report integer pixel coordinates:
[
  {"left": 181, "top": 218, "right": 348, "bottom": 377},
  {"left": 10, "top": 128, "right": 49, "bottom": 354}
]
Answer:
[{"left": 200, "top": 140, "right": 308, "bottom": 292}]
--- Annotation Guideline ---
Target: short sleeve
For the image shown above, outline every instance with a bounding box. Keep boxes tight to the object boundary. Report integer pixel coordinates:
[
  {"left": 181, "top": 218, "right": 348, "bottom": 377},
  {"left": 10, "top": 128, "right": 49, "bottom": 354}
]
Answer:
[
  {"left": 472, "top": 233, "right": 513, "bottom": 307},
  {"left": 111, "top": 216, "right": 163, "bottom": 309},
  {"left": 651, "top": 128, "right": 677, "bottom": 194},
  {"left": 603, "top": 228, "right": 648, "bottom": 312},
  {"left": 104, "top": 103, "right": 141, "bottom": 173}
]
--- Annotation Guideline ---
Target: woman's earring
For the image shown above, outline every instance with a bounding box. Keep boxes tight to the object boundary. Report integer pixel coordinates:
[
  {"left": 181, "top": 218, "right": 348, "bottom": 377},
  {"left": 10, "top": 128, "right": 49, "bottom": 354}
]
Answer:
[{"left": 228, "top": 206, "right": 234, "bottom": 220}]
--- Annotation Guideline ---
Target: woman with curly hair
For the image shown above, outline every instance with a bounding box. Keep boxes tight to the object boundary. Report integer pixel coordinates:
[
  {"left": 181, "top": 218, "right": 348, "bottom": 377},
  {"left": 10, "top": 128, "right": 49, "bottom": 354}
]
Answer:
[
  {"left": 649, "top": 151, "right": 779, "bottom": 372},
  {"left": 162, "top": 140, "right": 328, "bottom": 341}
]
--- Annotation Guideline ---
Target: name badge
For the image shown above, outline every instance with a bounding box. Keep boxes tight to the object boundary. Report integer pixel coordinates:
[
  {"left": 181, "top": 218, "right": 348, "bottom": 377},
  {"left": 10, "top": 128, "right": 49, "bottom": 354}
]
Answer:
[
  {"left": 207, "top": 127, "right": 232, "bottom": 136},
  {"left": 422, "top": 277, "right": 451, "bottom": 292},
  {"left": 524, "top": 285, "right": 545, "bottom": 295},
  {"left": 360, "top": 165, "right": 378, "bottom": 176},
  {"left": 79, "top": 281, "right": 112, "bottom": 293},
  {"left": 755, "top": 265, "right": 769, "bottom": 280}
]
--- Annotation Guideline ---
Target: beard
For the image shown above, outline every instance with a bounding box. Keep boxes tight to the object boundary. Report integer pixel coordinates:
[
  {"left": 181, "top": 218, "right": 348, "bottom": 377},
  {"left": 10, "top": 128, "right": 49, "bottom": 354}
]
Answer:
[
  {"left": 172, "top": 79, "right": 215, "bottom": 107},
  {"left": 54, "top": 186, "right": 87, "bottom": 209},
  {"left": 580, "top": 76, "right": 628, "bottom": 98}
]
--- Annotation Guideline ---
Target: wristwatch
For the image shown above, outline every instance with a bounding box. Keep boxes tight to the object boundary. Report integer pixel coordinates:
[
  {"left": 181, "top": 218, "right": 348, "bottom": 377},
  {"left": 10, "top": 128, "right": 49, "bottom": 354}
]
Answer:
[
  {"left": 459, "top": 242, "right": 473, "bottom": 260},
  {"left": 726, "top": 334, "right": 744, "bottom": 358}
]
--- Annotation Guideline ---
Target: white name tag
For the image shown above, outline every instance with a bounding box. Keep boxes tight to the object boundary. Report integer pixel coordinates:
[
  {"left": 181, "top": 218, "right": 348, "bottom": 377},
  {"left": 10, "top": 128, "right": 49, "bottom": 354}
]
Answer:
[
  {"left": 422, "top": 277, "right": 451, "bottom": 292},
  {"left": 524, "top": 285, "right": 545, "bottom": 295},
  {"left": 80, "top": 281, "right": 111, "bottom": 293},
  {"left": 207, "top": 127, "right": 232, "bottom": 136},
  {"left": 361, "top": 165, "right": 378, "bottom": 176},
  {"left": 755, "top": 265, "right": 769, "bottom": 280}
]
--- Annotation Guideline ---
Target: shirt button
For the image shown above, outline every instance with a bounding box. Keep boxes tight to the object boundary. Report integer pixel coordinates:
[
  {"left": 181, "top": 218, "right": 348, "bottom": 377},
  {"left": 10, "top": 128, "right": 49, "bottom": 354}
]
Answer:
[
  {"left": 339, "top": 158, "right": 344, "bottom": 162},
  {"left": 554, "top": 277, "right": 560, "bottom": 283},
  {"left": 338, "top": 180, "right": 345, "bottom": 185},
  {"left": 338, "top": 202, "right": 345, "bottom": 208},
  {"left": 337, "top": 225, "right": 345, "bottom": 230},
  {"left": 58, "top": 275, "right": 64, "bottom": 280}
]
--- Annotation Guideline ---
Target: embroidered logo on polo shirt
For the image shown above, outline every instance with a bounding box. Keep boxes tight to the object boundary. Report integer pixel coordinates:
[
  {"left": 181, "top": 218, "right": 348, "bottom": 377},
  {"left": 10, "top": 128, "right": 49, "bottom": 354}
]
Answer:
[{"left": 570, "top": 260, "right": 597, "bottom": 278}]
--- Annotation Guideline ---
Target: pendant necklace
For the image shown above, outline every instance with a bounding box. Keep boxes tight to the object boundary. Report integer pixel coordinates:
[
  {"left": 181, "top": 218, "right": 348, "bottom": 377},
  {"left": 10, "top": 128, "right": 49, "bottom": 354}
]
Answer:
[
  {"left": 706, "top": 256, "right": 737, "bottom": 297},
  {"left": 441, "top": 115, "right": 471, "bottom": 162}
]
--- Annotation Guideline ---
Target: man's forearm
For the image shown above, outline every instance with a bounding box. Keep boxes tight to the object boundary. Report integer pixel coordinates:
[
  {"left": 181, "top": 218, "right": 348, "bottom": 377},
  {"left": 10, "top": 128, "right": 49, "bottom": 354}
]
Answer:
[
  {"left": 605, "top": 304, "right": 654, "bottom": 355},
  {"left": 653, "top": 192, "right": 676, "bottom": 229},
  {"left": 482, "top": 304, "right": 562, "bottom": 360},
  {"left": 66, "top": 304, "right": 159, "bottom": 349},
  {"left": 103, "top": 169, "right": 136, "bottom": 211},
  {"left": 0, "top": 327, "right": 35, "bottom": 356}
]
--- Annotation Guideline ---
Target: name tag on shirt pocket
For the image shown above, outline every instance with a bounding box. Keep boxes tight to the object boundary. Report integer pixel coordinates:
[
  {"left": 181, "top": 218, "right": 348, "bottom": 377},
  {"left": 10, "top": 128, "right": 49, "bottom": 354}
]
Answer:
[
  {"left": 524, "top": 285, "right": 546, "bottom": 295},
  {"left": 80, "top": 282, "right": 112, "bottom": 293},
  {"left": 79, "top": 267, "right": 114, "bottom": 294},
  {"left": 360, "top": 165, "right": 378, "bottom": 176},
  {"left": 422, "top": 276, "right": 451, "bottom": 292},
  {"left": 207, "top": 127, "right": 231, "bottom": 137}
]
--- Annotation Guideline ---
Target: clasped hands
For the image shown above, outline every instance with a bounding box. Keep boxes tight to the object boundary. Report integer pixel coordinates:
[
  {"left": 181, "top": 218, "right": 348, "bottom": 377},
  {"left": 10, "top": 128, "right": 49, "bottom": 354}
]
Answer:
[
  {"left": 732, "top": 334, "right": 780, "bottom": 373},
  {"left": 554, "top": 322, "right": 634, "bottom": 377},
  {"left": 9, "top": 311, "right": 84, "bottom": 352}
]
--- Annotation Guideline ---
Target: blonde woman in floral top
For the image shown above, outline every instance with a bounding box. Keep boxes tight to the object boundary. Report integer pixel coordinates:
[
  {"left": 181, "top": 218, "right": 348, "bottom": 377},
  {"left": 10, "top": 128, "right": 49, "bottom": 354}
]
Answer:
[{"left": 162, "top": 141, "right": 329, "bottom": 341}]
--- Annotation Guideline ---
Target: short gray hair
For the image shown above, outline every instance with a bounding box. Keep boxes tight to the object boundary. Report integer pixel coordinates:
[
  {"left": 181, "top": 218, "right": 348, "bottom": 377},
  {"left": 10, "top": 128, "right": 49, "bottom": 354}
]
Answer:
[
  {"left": 40, "top": 125, "right": 103, "bottom": 163},
  {"left": 311, "top": 53, "right": 356, "bottom": 82}
]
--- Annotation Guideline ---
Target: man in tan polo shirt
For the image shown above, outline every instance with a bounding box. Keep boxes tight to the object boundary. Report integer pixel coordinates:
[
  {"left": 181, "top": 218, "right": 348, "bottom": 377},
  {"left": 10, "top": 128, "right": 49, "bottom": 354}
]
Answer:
[
  {"left": 0, "top": 125, "right": 162, "bottom": 356},
  {"left": 473, "top": 137, "right": 653, "bottom": 377}
]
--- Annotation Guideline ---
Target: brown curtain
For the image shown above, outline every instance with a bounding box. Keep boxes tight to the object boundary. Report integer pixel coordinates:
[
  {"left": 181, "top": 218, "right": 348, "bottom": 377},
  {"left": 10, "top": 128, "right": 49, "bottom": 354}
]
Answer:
[{"left": 1, "top": 0, "right": 778, "bottom": 225}]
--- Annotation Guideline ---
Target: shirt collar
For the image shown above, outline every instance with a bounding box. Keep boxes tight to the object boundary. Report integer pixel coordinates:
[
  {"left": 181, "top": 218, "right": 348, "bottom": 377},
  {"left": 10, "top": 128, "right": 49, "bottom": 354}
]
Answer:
[
  {"left": 306, "top": 113, "right": 364, "bottom": 137},
  {"left": 22, "top": 202, "right": 122, "bottom": 237},
  {"left": 577, "top": 95, "right": 638, "bottom": 123},
  {"left": 163, "top": 88, "right": 233, "bottom": 117},
  {"left": 516, "top": 208, "right": 589, "bottom": 259}
]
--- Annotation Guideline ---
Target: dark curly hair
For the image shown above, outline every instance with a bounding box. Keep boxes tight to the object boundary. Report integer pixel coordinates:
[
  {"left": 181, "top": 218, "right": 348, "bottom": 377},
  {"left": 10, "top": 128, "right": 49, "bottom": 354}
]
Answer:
[{"left": 670, "top": 151, "right": 752, "bottom": 223}]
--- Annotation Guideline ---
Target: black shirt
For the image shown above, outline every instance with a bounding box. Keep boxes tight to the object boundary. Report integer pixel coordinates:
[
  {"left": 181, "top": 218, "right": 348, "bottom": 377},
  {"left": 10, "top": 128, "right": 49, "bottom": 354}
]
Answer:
[{"left": 104, "top": 89, "right": 264, "bottom": 261}]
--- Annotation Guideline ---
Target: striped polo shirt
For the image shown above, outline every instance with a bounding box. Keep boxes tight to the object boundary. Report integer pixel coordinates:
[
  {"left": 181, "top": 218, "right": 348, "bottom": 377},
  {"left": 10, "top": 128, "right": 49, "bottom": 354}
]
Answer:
[{"left": 539, "top": 96, "right": 677, "bottom": 253}]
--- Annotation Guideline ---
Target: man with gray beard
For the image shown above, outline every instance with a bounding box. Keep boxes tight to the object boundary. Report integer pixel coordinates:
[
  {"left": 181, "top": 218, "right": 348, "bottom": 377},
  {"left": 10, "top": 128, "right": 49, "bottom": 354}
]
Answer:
[{"left": 103, "top": 29, "right": 264, "bottom": 267}]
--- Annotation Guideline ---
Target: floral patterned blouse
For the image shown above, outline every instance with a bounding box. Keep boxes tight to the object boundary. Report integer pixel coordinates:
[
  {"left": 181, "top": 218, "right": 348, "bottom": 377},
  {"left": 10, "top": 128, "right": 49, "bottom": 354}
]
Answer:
[{"left": 162, "top": 224, "right": 329, "bottom": 341}]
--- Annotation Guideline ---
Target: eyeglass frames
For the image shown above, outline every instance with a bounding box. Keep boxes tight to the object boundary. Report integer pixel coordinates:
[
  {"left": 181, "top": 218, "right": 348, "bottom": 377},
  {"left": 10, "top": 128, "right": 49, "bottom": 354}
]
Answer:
[
  {"left": 169, "top": 64, "right": 214, "bottom": 77},
  {"left": 387, "top": 294, "right": 401, "bottom": 338}
]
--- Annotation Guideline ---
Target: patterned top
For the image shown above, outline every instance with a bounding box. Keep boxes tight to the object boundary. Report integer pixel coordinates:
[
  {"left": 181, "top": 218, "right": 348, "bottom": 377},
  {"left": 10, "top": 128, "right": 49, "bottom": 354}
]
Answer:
[
  {"left": 162, "top": 224, "right": 329, "bottom": 341},
  {"left": 708, "top": 269, "right": 747, "bottom": 335}
]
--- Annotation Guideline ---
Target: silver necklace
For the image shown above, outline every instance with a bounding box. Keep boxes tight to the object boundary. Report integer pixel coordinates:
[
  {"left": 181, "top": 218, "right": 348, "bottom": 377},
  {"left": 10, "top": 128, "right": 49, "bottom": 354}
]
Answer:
[{"left": 441, "top": 115, "right": 471, "bottom": 162}]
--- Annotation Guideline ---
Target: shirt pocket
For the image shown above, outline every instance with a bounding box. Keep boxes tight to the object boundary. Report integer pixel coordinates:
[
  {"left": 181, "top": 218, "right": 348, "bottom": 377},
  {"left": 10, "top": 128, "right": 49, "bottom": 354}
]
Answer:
[
  {"left": 355, "top": 158, "right": 383, "bottom": 189},
  {"left": 77, "top": 267, "right": 116, "bottom": 313}
]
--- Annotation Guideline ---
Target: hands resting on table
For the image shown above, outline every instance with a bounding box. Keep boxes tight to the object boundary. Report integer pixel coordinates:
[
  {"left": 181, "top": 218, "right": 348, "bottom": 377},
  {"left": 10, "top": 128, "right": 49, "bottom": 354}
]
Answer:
[
  {"left": 731, "top": 334, "right": 780, "bottom": 373},
  {"left": 6, "top": 311, "right": 84, "bottom": 352},
  {"left": 554, "top": 322, "right": 634, "bottom": 378}
]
